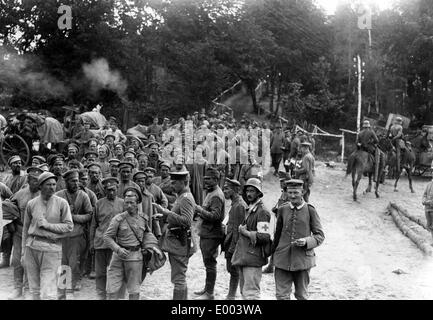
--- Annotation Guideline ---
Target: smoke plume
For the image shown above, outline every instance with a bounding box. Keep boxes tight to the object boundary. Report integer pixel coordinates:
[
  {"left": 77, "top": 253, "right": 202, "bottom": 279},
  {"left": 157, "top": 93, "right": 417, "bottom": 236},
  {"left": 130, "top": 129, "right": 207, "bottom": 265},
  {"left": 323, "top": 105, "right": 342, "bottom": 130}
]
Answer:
[{"left": 82, "top": 58, "right": 128, "bottom": 97}]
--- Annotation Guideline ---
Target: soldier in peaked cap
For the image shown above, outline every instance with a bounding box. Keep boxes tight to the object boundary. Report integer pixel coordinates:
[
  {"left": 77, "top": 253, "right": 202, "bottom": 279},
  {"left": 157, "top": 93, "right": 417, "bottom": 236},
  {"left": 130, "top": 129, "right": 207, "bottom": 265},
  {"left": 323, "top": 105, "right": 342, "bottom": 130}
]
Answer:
[
  {"left": 55, "top": 169, "right": 93, "bottom": 295},
  {"left": 230, "top": 178, "right": 271, "bottom": 300},
  {"left": 117, "top": 162, "right": 140, "bottom": 199},
  {"left": 108, "top": 158, "right": 121, "bottom": 178},
  {"left": 222, "top": 178, "right": 247, "bottom": 300},
  {"left": 389, "top": 116, "right": 405, "bottom": 173},
  {"left": 154, "top": 162, "right": 176, "bottom": 209},
  {"left": 272, "top": 179, "right": 324, "bottom": 300},
  {"left": 22, "top": 171, "right": 73, "bottom": 300},
  {"left": 31, "top": 155, "right": 46, "bottom": 167},
  {"left": 87, "top": 163, "right": 105, "bottom": 200},
  {"left": 90, "top": 176, "right": 124, "bottom": 299},
  {"left": 154, "top": 171, "right": 196, "bottom": 300},
  {"left": 104, "top": 185, "right": 162, "bottom": 300},
  {"left": 147, "top": 141, "right": 163, "bottom": 174},
  {"left": 143, "top": 167, "right": 168, "bottom": 211},
  {"left": 7, "top": 166, "right": 42, "bottom": 299},
  {"left": 193, "top": 167, "right": 225, "bottom": 300}
]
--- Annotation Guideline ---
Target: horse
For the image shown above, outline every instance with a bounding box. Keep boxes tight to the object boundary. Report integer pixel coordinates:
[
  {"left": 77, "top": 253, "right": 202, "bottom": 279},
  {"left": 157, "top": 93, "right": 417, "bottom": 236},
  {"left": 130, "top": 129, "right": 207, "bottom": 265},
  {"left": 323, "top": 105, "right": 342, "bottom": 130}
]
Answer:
[
  {"left": 346, "top": 138, "right": 387, "bottom": 201},
  {"left": 387, "top": 139, "right": 416, "bottom": 193}
]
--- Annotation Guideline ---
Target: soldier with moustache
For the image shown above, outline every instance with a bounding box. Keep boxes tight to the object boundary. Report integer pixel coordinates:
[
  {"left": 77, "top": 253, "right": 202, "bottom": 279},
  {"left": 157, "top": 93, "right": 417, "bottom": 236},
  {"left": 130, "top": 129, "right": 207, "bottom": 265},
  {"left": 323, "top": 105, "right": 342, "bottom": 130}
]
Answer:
[
  {"left": 55, "top": 169, "right": 93, "bottom": 295},
  {"left": 90, "top": 177, "right": 124, "bottom": 299},
  {"left": 154, "top": 171, "right": 196, "bottom": 300},
  {"left": 193, "top": 167, "right": 225, "bottom": 300},
  {"left": 272, "top": 179, "right": 324, "bottom": 300}
]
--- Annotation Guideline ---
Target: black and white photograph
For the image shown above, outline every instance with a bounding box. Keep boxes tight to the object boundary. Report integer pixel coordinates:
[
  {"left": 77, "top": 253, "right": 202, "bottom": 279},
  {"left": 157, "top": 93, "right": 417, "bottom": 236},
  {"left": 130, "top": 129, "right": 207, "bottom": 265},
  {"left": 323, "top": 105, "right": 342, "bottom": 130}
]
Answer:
[{"left": 0, "top": 0, "right": 433, "bottom": 305}]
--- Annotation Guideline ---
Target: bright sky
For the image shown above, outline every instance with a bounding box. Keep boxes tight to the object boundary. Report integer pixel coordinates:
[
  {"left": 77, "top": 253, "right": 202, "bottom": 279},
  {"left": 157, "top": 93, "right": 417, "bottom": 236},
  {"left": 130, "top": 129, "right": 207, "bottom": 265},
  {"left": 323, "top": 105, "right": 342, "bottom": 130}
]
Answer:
[{"left": 316, "top": 0, "right": 396, "bottom": 14}]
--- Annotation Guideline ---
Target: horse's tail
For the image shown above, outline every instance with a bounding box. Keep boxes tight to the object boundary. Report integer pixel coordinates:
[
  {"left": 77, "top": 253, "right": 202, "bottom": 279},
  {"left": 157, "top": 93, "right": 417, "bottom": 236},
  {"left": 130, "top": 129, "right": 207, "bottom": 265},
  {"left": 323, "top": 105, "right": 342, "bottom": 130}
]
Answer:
[{"left": 346, "top": 153, "right": 355, "bottom": 176}]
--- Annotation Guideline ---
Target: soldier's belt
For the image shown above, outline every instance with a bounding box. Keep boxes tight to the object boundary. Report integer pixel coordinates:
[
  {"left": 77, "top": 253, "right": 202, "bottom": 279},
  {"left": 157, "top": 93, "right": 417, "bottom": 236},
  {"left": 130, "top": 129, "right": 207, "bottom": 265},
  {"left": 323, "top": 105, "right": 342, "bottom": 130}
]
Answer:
[{"left": 119, "top": 244, "right": 141, "bottom": 251}]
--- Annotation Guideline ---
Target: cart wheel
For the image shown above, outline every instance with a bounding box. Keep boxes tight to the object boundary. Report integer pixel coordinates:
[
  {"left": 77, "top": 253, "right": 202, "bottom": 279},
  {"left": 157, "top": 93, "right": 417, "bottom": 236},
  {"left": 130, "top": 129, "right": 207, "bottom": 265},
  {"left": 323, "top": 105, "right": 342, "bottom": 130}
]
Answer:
[{"left": 0, "top": 134, "right": 31, "bottom": 167}]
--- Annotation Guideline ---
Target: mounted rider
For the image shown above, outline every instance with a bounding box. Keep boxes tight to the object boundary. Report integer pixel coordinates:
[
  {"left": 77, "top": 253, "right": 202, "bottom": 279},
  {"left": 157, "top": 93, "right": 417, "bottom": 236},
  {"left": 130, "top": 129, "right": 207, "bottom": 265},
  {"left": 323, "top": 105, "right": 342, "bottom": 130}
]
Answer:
[
  {"left": 388, "top": 116, "right": 405, "bottom": 172},
  {"left": 356, "top": 120, "right": 379, "bottom": 156}
]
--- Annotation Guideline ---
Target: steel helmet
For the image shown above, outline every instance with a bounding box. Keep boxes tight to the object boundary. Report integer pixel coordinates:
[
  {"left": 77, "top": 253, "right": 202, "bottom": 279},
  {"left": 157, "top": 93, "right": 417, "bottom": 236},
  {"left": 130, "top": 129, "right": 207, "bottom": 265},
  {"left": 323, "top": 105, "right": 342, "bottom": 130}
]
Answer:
[{"left": 243, "top": 178, "right": 263, "bottom": 198}]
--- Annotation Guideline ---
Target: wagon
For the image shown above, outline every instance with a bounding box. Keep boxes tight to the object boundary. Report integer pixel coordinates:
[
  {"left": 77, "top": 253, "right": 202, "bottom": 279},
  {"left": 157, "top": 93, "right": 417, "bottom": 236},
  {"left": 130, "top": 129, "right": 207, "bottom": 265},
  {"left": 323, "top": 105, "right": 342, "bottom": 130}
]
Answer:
[{"left": 1, "top": 112, "right": 65, "bottom": 166}]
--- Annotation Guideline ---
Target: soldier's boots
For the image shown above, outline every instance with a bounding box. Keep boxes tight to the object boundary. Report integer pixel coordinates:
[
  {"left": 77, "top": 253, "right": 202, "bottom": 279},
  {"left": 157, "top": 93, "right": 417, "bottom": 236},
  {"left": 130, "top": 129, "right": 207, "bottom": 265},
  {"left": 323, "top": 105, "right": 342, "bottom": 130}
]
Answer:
[
  {"left": 129, "top": 293, "right": 140, "bottom": 300},
  {"left": 225, "top": 276, "right": 239, "bottom": 300},
  {"left": 194, "top": 292, "right": 215, "bottom": 300},
  {"left": 107, "top": 293, "right": 119, "bottom": 300},
  {"left": 173, "top": 289, "right": 184, "bottom": 300},
  {"left": 8, "top": 287, "right": 23, "bottom": 300},
  {"left": 193, "top": 288, "right": 207, "bottom": 296},
  {"left": 0, "top": 254, "right": 10, "bottom": 268}
]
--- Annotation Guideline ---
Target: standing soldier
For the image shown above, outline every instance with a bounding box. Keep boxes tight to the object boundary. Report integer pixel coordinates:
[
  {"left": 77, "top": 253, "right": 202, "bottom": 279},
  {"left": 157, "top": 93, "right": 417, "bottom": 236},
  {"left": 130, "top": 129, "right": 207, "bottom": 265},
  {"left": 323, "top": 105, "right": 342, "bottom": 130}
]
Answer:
[
  {"left": 193, "top": 167, "right": 225, "bottom": 300},
  {"left": 8, "top": 166, "right": 42, "bottom": 299},
  {"left": 55, "top": 170, "right": 93, "bottom": 294},
  {"left": 222, "top": 178, "right": 246, "bottom": 300},
  {"left": 154, "top": 162, "right": 177, "bottom": 209},
  {"left": 90, "top": 177, "right": 124, "bottom": 300},
  {"left": 270, "top": 122, "right": 285, "bottom": 176},
  {"left": 263, "top": 171, "right": 291, "bottom": 274},
  {"left": 104, "top": 187, "right": 162, "bottom": 300},
  {"left": 87, "top": 163, "right": 105, "bottom": 200},
  {"left": 0, "top": 155, "right": 27, "bottom": 268},
  {"left": 154, "top": 171, "right": 196, "bottom": 300},
  {"left": 144, "top": 167, "right": 168, "bottom": 209},
  {"left": 133, "top": 171, "right": 162, "bottom": 239},
  {"left": 117, "top": 162, "right": 140, "bottom": 198},
  {"left": 388, "top": 116, "right": 404, "bottom": 173},
  {"left": 108, "top": 158, "right": 120, "bottom": 178},
  {"left": 272, "top": 179, "right": 324, "bottom": 300},
  {"left": 288, "top": 131, "right": 301, "bottom": 161},
  {"left": 294, "top": 142, "right": 315, "bottom": 202},
  {"left": 21, "top": 172, "right": 73, "bottom": 300},
  {"left": 231, "top": 178, "right": 271, "bottom": 300},
  {"left": 49, "top": 155, "right": 67, "bottom": 192},
  {"left": 147, "top": 141, "right": 164, "bottom": 174}
]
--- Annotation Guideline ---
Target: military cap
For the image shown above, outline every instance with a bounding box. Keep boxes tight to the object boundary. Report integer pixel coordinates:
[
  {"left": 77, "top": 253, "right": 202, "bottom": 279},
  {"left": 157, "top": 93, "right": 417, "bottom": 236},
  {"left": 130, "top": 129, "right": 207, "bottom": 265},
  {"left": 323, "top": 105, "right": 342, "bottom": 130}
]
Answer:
[
  {"left": 102, "top": 177, "right": 119, "bottom": 189},
  {"left": 286, "top": 179, "right": 304, "bottom": 189},
  {"left": 38, "top": 171, "right": 58, "bottom": 187},
  {"left": 224, "top": 178, "right": 241, "bottom": 188},
  {"left": 67, "top": 143, "right": 79, "bottom": 152},
  {"left": 32, "top": 155, "right": 46, "bottom": 164},
  {"left": 300, "top": 142, "right": 312, "bottom": 148},
  {"left": 63, "top": 169, "right": 79, "bottom": 181},
  {"left": 133, "top": 171, "right": 147, "bottom": 181},
  {"left": 118, "top": 162, "right": 134, "bottom": 170},
  {"left": 123, "top": 186, "right": 142, "bottom": 203},
  {"left": 108, "top": 116, "right": 117, "bottom": 123},
  {"left": 48, "top": 154, "right": 65, "bottom": 166},
  {"left": 362, "top": 120, "right": 371, "bottom": 128},
  {"left": 26, "top": 166, "right": 44, "bottom": 177},
  {"left": 143, "top": 167, "right": 157, "bottom": 174},
  {"left": 108, "top": 158, "right": 121, "bottom": 165},
  {"left": 146, "top": 141, "right": 160, "bottom": 148},
  {"left": 98, "top": 144, "right": 110, "bottom": 155},
  {"left": 160, "top": 162, "right": 171, "bottom": 170},
  {"left": 104, "top": 133, "right": 116, "bottom": 140},
  {"left": 84, "top": 150, "right": 98, "bottom": 158},
  {"left": 137, "top": 153, "right": 148, "bottom": 160},
  {"left": 244, "top": 178, "right": 263, "bottom": 198},
  {"left": 163, "top": 117, "right": 170, "bottom": 121},
  {"left": 86, "top": 163, "right": 101, "bottom": 170},
  {"left": 204, "top": 167, "right": 220, "bottom": 180},
  {"left": 8, "top": 155, "right": 21, "bottom": 166},
  {"left": 38, "top": 163, "right": 49, "bottom": 172},
  {"left": 114, "top": 142, "right": 125, "bottom": 150},
  {"left": 124, "top": 150, "right": 136, "bottom": 158},
  {"left": 170, "top": 171, "right": 189, "bottom": 181},
  {"left": 395, "top": 116, "right": 403, "bottom": 122}
]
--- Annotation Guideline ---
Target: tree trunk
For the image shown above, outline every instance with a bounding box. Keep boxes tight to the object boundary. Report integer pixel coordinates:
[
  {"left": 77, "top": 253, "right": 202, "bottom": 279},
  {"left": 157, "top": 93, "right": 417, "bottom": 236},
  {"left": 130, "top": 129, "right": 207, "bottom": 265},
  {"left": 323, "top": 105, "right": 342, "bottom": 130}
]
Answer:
[
  {"left": 248, "top": 83, "right": 258, "bottom": 114},
  {"left": 275, "top": 73, "right": 282, "bottom": 116},
  {"left": 269, "top": 69, "right": 275, "bottom": 114}
]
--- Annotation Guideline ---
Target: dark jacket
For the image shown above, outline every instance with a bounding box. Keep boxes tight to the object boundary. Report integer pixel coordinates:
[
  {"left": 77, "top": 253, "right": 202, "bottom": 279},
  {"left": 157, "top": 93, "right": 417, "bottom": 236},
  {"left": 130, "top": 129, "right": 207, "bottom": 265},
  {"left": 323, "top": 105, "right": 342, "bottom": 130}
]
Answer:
[
  {"left": 197, "top": 186, "right": 225, "bottom": 239},
  {"left": 223, "top": 195, "right": 247, "bottom": 258},
  {"left": 272, "top": 202, "right": 324, "bottom": 271},
  {"left": 231, "top": 200, "right": 271, "bottom": 267}
]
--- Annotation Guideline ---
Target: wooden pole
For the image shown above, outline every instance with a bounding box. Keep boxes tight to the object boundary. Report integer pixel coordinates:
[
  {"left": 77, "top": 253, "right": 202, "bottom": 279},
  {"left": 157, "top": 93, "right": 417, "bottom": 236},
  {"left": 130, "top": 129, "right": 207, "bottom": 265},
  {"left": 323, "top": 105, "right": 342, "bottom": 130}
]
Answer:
[
  {"left": 357, "top": 55, "right": 362, "bottom": 134},
  {"left": 341, "top": 132, "right": 345, "bottom": 163}
]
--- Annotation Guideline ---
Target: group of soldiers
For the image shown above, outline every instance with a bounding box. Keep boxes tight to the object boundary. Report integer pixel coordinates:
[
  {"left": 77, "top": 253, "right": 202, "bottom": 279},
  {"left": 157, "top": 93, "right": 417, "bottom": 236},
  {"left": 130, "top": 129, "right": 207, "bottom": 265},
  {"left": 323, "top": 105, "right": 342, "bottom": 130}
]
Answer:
[{"left": 0, "top": 109, "right": 324, "bottom": 300}]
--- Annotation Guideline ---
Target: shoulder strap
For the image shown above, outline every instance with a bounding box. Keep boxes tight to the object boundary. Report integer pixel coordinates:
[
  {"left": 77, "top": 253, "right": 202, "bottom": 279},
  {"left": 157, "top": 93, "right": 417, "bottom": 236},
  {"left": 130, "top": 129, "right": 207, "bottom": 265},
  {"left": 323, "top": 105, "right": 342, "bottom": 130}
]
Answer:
[{"left": 124, "top": 215, "right": 143, "bottom": 246}]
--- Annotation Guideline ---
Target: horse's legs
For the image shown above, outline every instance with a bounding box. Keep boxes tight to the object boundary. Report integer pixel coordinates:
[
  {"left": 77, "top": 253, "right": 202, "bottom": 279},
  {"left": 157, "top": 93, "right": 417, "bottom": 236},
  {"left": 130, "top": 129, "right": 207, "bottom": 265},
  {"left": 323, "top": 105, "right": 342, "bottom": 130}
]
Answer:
[
  {"left": 394, "top": 170, "right": 401, "bottom": 192},
  {"left": 365, "top": 174, "right": 372, "bottom": 193},
  {"left": 407, "top": 166, "right": 415, "bottom": 193},
  {"left": 353, "top": 170, "right": 362, "bottom": 201}
]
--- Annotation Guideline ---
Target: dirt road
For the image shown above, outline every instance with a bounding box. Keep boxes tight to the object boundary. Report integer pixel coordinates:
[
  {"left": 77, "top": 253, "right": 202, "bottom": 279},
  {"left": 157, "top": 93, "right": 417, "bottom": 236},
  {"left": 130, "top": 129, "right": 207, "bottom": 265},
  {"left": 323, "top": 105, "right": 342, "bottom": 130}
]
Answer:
[{"left": 1, "top": 163, "right": 432, "bottom": 300}]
